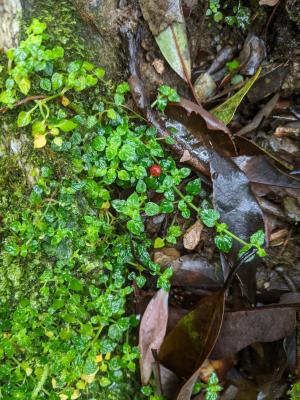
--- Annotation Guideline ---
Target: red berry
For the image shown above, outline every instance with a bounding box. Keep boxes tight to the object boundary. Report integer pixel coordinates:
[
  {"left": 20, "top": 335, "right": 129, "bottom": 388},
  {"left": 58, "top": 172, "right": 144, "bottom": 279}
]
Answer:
[{"left": 149, "top": 164, "right": 162, "bottom": 177}]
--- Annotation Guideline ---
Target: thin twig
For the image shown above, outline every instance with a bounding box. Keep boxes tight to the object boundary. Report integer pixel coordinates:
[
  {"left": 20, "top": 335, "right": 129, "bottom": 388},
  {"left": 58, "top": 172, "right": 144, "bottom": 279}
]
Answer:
[{"left": 0, "top": 95, "right": 46, "bottom": 114}]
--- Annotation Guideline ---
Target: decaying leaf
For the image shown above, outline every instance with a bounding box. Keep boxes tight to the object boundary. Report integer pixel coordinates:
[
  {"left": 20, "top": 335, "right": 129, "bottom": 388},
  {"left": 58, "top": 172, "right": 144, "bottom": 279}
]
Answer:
[
  {"left": 139, "top": 0, "right": 184, "bottom": 36},
  {"left": 153, "top": 364, "right": 181, "bottom": 399},
  {"left": 234, "top": 135, "right": 294, "bottom": 170},
  {"left": 212, "top": 67, "right": 261, "bottom": 125},
  {"left": 139, "top": 289, "right": 169, "bottom": 384},
  {"left": 210, "top": 151, "right": 264, "bottom": 303},
  {"left": 139, "top": 0, "right": 191, "bottom": 82},
  {"left": 233, "top": 155, "right": 300, "bottom": 189},
  {"left": 247, "top": 64, "right": 289, "bottom": 103},
  {"left": 166, "top": 97, "right": 237, "bottom": 157},
  {"left": 212, "top": 304, "right": 297, "bottom": 359},
  {"left": 160, "top": 249, "right": 257, "bottom": 399},
  {"left": 236, "top": 93, "right": 279, "bottom": 136},
  {"left": 156, "top": 22, "right": 191, "bottom": 82},
  {"left": 171, "top": 255, "right": 222, "bottom": 289},
  {"left": 239, "top": 35, "right": 266, "bottom": 76},
  {"left": 153, "top": 247, "right": 181, "bottom": 269},
  {"left": 183, "top": 219, "right": 203, "bottom": 250},
  {"left": 159, "top": 290, "right": 225, "bottom": 379},
  {"left": 259, "top": 0, "right": 280, "bottom": 5}
]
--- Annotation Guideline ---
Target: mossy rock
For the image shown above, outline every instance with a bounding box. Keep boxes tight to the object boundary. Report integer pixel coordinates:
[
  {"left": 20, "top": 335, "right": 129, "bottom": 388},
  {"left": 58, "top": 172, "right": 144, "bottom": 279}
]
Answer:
[{"left": 21, "top": 0, "right": 126, "bottom": 79}]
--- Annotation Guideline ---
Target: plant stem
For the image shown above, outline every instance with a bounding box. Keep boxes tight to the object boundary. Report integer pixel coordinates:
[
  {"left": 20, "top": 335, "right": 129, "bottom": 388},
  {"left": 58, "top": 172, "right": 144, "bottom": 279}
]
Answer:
[
  {"left": 31, "top": 364, "right": 49, "bottom": 399},
  {"left": 174, "top": 186, "right": 250, "bottom": 248}
]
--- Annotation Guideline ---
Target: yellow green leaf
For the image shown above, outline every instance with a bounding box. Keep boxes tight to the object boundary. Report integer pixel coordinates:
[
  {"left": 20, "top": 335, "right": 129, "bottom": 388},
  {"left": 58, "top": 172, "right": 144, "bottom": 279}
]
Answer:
[
  {"left": 212, "top": 67, "right": 261, "bottom": 125},
  {"left": 34, "top": 134, "right": 47, "bottom": 149},
  {"left": 154, "top": 237, "right": 165, "bottom": 249},
  {"left": 18, "top": 78, "right": 31, "bottom": 95}
]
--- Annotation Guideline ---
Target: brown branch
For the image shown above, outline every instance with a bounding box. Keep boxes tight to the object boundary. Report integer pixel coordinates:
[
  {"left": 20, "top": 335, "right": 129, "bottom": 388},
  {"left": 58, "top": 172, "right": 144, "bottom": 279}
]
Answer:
[{"left": 0, "top": 95, "right": 46, "bottom": 114}]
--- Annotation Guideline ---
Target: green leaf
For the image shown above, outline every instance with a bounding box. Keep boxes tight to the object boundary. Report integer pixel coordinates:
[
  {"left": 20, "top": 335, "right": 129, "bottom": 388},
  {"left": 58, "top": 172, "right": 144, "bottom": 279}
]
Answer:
[
  {"left": 27, "top": 18, "right": 46, "bottom": 34},
  {"left": 127, "top": 220, "right": 144, "bottom": 235},
  {"left": 107, "top": 109, "right": 117, "bottom": 119},
  {"left": 114, "top": 93, "right": 125, "bottom": 105},
  {"left": 5, "top": 78, "right": 14, "bottom": 90},
  {"left": 166, "top": 225, "right": 181, "bottom": 242},
  {"left": 118, "top": 170, "right": 130, "bottom": 181},
  {"left": 199, "top": 209, "right": 220, "bottom": 228},
  {"left": 32, "top": 120, "right": 46, "bottom": 135},
  {"left": 92, "top": 135, "right": 106, "bottom": 152},
  {"left": 51, "top": 72, "right": 64, "bottom": 90},
  {"left": 126, "top": 192, "right": 140, "bottom": 209},
  {"left": 209, "top": 372, "right": 219, "bottom": 385},
  {"left": 186, "top": 179, "right": 201, "bottom": 195},
  {"left": 116, "top": 82, "right": 130, "bottom": 94},
  {"left": 165, "top": 136, "right": 175, "bottom": 144},
  {"left": 55, "top": 119, "right": 77, "bottom": 132},
  {"left": 87, "top": 115, "right": 97, "bottom": 129},
  {"left": 119, "top": 144, "right": 136, "bottom": 162},
  {"left": 40, "top": 78, "right": 51, "bottom": 92},
  {"left": 18, "top": 78, "right": 31, "bottom": 95},
  {"left": 212, "top": 67, "right": 261, "bottom": 125},
  {"left": 112, "top": 199, "right": 126, "bottom": 213},
  {"left": 159, "top": 200, "right": 174, "bottom": 214},
  {"left": 213, "top": 11, "right": 223, "bottom": 22},
  {"left": 0, "top": 90, "right": 15, "bottom": 105},
  {"left": 144, "top": 202, "right": 160, "bottom": 216},
  {"left": 136, "top": 275, "right": 147, "bottom": 288},
  {"left": 49, "top": 46, "right": 64, "bottom": 59},
  {"left": 214, "top": 234, "right": 233, "bottom": 253},
  {"left": 250, "top": 230, "right": 265, "bottom": 247},
  {"left": 4, "top": 241, "right": 19, "bottom": 256},
  {"left": 17, "top": 111, "right": 31, "bottom": 127},
  {"left": 94, "top": 67, "right": 105, "bottom": 78},
  {"left": 155, "top": 22, "right": 191, "bottom": 82},
  {"left": 154, "top": 237, "right": 165, "bottom": 248},
  {"left": 136, "top": 180, "right": 147, "bottom": 193}
]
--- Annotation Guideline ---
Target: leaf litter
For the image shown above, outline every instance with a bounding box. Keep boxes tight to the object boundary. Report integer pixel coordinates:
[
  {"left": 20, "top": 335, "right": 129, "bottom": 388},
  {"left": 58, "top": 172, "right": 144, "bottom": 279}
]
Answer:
[{"left": 122, "top": 2, "right": 300, "bottom": 398}]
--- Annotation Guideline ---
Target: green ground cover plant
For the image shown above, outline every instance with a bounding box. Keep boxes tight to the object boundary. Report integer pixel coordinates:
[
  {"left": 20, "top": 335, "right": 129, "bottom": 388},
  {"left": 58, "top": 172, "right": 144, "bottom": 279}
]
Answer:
[{"left": 0, "top": 19, "right": 265, "bottom": 399}]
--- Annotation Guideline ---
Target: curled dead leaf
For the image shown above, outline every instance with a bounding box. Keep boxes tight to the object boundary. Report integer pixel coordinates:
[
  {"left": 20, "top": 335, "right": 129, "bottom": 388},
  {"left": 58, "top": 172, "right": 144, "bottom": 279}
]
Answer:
[
  {"left": 139, "top": 289, "right": 169, "bottom": 384},
  {"left": 180, "top": 149, "right": 191, "bottom": 162},
  {"left": 183, "top": 219, "right": 203, "bottom": 250},
  {"left": 153, "top": 247, "right": 181, "bottom": 269},
  {"left": 152, "top": 59, "right": 165, "bottom": 75}
]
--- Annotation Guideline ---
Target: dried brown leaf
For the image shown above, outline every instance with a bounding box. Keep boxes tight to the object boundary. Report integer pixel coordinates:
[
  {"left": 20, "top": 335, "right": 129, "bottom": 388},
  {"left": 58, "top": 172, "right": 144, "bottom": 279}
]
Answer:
[
  {"left": 259, "top": 0, "right": 279, "bottom": 6},
  {"left": 212, "top": 305, "right": 297, "bottom": 359},
  {"left": 159, "top": 290, "right": 225, "bottom": 378},
  {"left": 166, "top": 98, "right": 237, "bottom": 157},
  {"left": 139, "top": 289, "right": 169, "bottom": 384},
  {"left": 183, "top": 220, "right": 204, "bottom": 250}
]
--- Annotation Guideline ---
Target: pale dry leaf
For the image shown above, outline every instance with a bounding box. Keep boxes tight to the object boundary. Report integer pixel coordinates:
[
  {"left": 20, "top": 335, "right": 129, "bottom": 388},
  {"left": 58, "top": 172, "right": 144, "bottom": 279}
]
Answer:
[
  {"left": 183, "top": 220, "right": 203, "bottom": 250},
  {"left": 259, "top": 0, "right": 279, "bottom": 5},
  {"left": 152, "top": 58, "right": 165, "bottom": 75},
  {"left": 139, "top": 289, "right": 169, "bottom": 384},
  {"left": 180, "top": 150, "right": 191, "bottom": 162},
  {"left": 153, "top": 247, "right": 180, "bottom": 268},
  {"left": 34, "top": 134, "right": 47, "bottom": 149}
]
